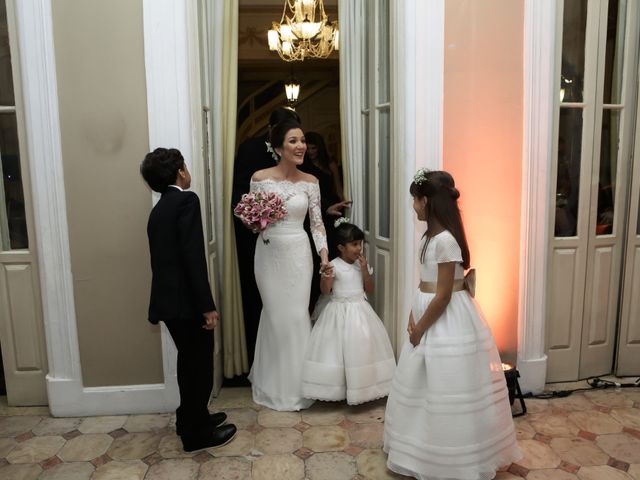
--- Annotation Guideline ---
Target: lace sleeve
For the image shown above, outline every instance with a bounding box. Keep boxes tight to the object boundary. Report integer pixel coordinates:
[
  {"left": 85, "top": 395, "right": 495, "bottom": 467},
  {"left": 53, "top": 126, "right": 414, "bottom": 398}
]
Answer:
[
  {"left": 308, "top": 182, "right": 328, "bottom": 254},
  {"left": 249, "top": 179, "right": 264, "bottom": 194}
]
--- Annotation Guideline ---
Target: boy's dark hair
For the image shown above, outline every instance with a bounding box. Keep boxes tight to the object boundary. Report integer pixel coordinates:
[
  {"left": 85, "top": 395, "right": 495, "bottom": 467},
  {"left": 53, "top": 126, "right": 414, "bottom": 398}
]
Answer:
[
  {"left": 269, "top": 107, "right": 301, "bottom": 128},
  {"left": 140, "top": 148, "right": 185, "bottom": 193},
  {"left": 334, "top": 222, "right": 365, "bottom": 247},
  {"left": 410, "top": 170, "right": 471, "bottom": 269},
  {"left": 269, "top": 119, "right": 303, "bottom": 150}
]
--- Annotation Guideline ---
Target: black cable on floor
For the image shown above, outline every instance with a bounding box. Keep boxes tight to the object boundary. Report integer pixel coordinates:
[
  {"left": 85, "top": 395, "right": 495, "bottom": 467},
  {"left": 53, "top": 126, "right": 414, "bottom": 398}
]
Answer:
[{"left": 523, "top": 376, "right": 640, "bottom": 400}]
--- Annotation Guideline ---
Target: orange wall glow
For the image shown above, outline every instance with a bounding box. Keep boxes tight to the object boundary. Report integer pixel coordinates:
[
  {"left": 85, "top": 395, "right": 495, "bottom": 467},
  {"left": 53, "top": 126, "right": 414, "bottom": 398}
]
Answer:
[{"left": 443, "top": 0, "right": 524, "bottom": 361}]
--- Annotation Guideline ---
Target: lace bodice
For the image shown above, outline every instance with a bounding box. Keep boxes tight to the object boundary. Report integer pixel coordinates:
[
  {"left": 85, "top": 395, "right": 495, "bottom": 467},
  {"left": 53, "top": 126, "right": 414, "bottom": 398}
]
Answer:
[
  {"left": 250, "top": 179, "right": 327, "bottom": 254},
  {"left": 330, "top": 257, "right": 373, "bottom": 298},
  {"left": 419, "top": 230, "right": 465, "bottom": 282}
]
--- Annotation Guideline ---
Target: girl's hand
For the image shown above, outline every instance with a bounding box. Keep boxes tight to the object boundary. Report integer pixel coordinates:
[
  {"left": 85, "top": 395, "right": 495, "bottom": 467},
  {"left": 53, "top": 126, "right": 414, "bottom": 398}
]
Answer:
[
  {"left": 357, "top": 254, "right": 369, "bottom": 270},
  {"left": 409, "top": 327, "right": 423, "bottom": 347},
  {"left": 407, "top": 312, "right": 416, "bottom": 335}
]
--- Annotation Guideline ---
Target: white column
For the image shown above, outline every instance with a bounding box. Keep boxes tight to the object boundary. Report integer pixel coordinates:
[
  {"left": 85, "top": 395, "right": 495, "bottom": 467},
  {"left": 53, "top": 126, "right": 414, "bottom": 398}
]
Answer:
[
  {"left": 392, "top": 0, "right": 444, "bottom": 350},
  {"left": 517, "top": 0, "right": 556, "bottom": 394},
  {"left": 15, "top": 0, "right": 83, "bottom": 415},
  {"left": 143, "top": 0, "right": 200, "bottom": 409}
]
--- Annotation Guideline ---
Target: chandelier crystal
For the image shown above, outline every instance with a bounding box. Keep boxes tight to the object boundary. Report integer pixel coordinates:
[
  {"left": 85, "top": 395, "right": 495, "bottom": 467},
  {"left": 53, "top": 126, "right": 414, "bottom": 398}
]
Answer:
[{"left": 268, "top": 0, "right": 339, "bottom": 62}]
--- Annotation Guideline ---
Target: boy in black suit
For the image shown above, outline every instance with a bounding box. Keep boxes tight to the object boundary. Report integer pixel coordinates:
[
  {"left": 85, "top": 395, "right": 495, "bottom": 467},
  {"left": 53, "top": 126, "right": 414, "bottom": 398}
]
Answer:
[{"left": 140, "top": 148, "right": 236, "bottom": 452}]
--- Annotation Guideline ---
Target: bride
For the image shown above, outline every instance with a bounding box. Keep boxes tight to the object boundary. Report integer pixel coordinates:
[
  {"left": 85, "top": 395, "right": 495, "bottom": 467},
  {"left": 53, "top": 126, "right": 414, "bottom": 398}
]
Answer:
[{"left": 248, "top": 119, "right": 329, "bottom": 411}]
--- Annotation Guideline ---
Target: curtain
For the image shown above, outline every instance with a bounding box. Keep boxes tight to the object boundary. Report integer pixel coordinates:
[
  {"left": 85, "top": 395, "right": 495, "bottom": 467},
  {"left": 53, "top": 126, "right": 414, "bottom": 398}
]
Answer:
[
  {"left": 338, "top": 0, "right": 366, "bottom": 226},
  {"left": 217, "top": 0, "right": 249, "bottom": 377}
]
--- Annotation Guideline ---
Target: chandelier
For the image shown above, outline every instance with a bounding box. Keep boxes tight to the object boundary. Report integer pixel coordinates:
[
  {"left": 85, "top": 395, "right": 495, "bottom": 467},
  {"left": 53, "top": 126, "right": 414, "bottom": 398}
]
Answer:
[{"left": 267, "top": 0, "right": 339, "bottom": 62}]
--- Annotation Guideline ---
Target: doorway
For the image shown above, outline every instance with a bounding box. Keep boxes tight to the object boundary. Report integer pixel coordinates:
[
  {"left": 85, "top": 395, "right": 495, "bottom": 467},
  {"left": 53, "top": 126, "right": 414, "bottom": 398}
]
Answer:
[{"left": 546, "top": 0, "right": 640, "bottom": 381}]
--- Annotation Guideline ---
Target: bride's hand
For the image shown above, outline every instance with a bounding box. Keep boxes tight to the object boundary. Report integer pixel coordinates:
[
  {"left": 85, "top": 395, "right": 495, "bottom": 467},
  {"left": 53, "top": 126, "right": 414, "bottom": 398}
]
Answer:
[{"left": 319, "top": 249, "right": 329, "bottom": 270}]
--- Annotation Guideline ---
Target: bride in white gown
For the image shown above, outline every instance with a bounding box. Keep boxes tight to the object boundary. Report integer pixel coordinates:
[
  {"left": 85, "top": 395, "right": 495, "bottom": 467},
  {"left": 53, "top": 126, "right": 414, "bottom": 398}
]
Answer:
[{"left": 248, "top": 119, "right": 329, "bottom": 411}]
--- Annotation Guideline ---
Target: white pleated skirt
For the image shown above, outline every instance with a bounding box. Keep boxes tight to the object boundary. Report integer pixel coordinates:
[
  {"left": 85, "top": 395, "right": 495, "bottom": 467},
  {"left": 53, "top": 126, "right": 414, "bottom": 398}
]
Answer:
[
  {"left": 302, "top": 296, "right": 396, "bottom": 405},
  {"left": 383, "top": 289, "right": 522, "bottom": 480}
]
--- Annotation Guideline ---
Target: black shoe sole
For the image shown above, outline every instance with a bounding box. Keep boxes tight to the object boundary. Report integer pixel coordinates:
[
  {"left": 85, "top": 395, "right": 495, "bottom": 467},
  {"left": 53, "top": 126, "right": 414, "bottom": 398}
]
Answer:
[{"left": 182, "top": 429, "right": 237, "bottom": 453}]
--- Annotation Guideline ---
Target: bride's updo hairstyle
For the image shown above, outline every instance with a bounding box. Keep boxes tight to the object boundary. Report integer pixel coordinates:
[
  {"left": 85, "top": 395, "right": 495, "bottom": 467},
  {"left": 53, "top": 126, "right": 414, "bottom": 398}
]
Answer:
[
  {"left": 410, "top": 170, "right": 470, "bottom": 268},
  {"left": 269, "top": 119, "right": 304, "bottom": 153},
  {"left": 334, "top": 220, "right": 365, "bottom": 249}
]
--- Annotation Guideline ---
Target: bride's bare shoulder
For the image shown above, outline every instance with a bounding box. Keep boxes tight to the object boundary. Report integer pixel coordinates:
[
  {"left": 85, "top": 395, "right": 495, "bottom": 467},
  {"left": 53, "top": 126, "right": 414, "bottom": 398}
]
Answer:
[
  {"left": 299, "top": 172, "right": 319, "bottom": 184},
  {"left": 251, "top": 168, "right": 277, "bottom": 182}
]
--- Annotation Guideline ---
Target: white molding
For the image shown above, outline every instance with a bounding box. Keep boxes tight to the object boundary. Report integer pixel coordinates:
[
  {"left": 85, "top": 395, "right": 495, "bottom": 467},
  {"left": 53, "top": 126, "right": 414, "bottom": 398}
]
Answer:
[
  {"left": 517, "top": 0, "right": 556, "bottom": 394},
  {"left": 393, "top": 0, "right": 444, "bottom": 351},
  {"left": 47, "top": 379, "right": 177, "bottom": 417},
  {"left": 143, "top": 0, "right": 201, "bottom": 409},
  {"left": 14, "top": 0, "right": 83, "bottom": 413}
]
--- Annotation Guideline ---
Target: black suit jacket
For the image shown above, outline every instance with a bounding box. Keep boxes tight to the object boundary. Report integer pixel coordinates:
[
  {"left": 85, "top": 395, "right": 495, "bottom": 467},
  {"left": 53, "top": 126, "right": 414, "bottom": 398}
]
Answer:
[
  {"left": 232, "top": 133, "right": 275, "bottom": 207},
  {"left": 146, "top": 188, "right": 215, "bottom": 324}
]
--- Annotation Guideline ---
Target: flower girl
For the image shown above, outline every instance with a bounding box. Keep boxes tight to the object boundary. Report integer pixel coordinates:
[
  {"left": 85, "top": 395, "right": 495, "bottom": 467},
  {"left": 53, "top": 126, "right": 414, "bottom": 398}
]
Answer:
[
  {"left": 384, "top": 169, "right": 521, "bottom": 480},
  {"left": 301, "top": 220, "right": 396, "bottom": 405}
]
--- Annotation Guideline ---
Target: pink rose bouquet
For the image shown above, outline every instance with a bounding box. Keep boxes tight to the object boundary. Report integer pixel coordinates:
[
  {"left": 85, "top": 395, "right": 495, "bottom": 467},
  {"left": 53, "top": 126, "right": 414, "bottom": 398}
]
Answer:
[{"left": 233, "top": 191, "right": 287, "bottom": 244}]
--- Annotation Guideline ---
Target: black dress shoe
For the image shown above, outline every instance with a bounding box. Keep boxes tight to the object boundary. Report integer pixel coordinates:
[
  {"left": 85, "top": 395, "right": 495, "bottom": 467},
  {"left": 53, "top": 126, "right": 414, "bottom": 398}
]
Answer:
[
  {"left": 181, "top": 424, "right": 237, "bottom": 452},
  {"left": 176, "top": 412, "right": 227, "bottom": 436}
]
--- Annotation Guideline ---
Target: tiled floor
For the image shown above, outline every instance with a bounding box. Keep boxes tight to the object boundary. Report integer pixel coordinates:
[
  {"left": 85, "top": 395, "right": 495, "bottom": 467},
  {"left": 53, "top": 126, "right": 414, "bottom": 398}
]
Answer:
[{"left": 0, "top": 383, "right": 639, "bottom": 479}]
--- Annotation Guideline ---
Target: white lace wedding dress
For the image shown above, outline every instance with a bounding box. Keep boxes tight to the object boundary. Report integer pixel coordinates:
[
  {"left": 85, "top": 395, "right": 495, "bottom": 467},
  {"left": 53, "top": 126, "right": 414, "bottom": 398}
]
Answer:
[{"left": 248, "top": 179, "right": 327, "bottom": 411}]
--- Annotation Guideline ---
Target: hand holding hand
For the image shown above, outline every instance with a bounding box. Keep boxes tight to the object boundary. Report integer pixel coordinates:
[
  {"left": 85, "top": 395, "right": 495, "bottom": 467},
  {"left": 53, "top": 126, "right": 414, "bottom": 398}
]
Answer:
[
  {"left": 326, "top": 200, "right": 353, "bottom": 217},
  {"left": 320, "top": 263, "right": 334, "bottom": 278},
  {"left": 202, "top": 311, "right": 219, "bottom": 330}
]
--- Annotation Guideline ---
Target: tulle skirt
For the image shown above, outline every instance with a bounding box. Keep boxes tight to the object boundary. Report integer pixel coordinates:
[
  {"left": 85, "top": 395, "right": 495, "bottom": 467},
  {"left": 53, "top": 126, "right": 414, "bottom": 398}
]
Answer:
[
  {"left": 383, "top": 290, "right": 522, "bottom": 479},
  {"left": 302, "top": 297, "right": 395, "bottom": 404}
]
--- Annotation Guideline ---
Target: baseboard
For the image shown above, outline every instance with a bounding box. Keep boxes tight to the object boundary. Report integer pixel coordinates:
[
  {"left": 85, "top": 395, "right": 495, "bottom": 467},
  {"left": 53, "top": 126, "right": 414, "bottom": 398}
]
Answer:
[
  {"left": 46, "top": 376, "right": 179, "bottom": 417},
  {"left": 517, "top": 354, "right": 548, "bottom": 395}
]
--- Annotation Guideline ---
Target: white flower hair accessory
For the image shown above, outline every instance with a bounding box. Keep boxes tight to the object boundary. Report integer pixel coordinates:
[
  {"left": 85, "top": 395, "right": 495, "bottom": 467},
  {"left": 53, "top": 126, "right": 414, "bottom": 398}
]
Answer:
[
  {"left": 265, "top": 141, "right": 280, "bottom": 162},
  {"left": 334, "top": 217, "right": 350, "bottom": 228},
  {"left": 413, "top": 168, "right": 429, "bottom": 185}
]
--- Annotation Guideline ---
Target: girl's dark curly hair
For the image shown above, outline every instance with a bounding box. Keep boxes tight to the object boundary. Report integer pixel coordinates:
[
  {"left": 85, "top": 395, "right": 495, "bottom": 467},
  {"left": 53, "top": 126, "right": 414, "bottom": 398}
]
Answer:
[
  {"left": 410, "top": 170, "right": 470, "bottom": 268},
  {"left": 334, "top": 222, "right": 365, "bottom": 247}
]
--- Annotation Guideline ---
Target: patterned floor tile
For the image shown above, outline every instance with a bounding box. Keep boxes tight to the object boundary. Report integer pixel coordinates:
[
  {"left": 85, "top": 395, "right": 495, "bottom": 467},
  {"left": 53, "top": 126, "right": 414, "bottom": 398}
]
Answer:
[
  {"left": 257, "top": 410, "right": 301, "bottom": 428},
  {"left": 0, "top": 416, "right": 42, "bottom": 438},
  {"left": 356, "top": 449, "right": 404, "bottom": 479},
  {"left": 91, "top": 460, "right": 148, "bottom": 480},
  {"left": 303, "top": 425, "right": 350, "bottom": 452},
  {"left": 527, "top": 469, "right": 579, "bottom": 479},
  {"left": 144, "top": 458, "right": 199, "bottom": 479},
  {"left": 77, "top": 416, "right": 127, "bottom": 434},
  {"left": 596, "top": 433, "right": 640, "bottom": 464},
  {"left": 252, "top": 453, "right": 305, "bottom": 480},
  {"left": 37, "top": 461, "right": 95, "bottom": 480},
  {"left": 611, "top": 408, "right": 640, "bottom": 430},
  {"left": 568, "top": 410, "right": 624, "bottom": 435},
  {"left": 349, "top": 422, "right": 384, "bottom": 449},
  {"left": 6, "top": 436, "right": 65, "bottom": 464},
  {"left": 31, "top": 417, "right": 81, "bottom": 436},
  {"left": 517, "top": 439, "right": 562, "bottom": 470},
  {"left": 198, "top": 457, "right": 252, "bottom": 480},
  {"left": 576, "top": 465, "right": 635, "bottom": 480},
  {"left": 255, "top": 427, "right": 301, "bottom": 455},
  {"left": 549, "top": 437, "right": 609, "bottom": 466},
  {"left": 306, "top": 451, "right": 357, "bottom": 480},
  {"left": 106, "top": 432, "right": 163, "bottom": 461},
  {"left": 58, "top": 433, "right": 113, "bottom": 462},
  {"left": 0, "top": 463, "right": 42, "bottom": 480},
  {"left": 123, "top": 414, "right": 170, "bottom": 433}
]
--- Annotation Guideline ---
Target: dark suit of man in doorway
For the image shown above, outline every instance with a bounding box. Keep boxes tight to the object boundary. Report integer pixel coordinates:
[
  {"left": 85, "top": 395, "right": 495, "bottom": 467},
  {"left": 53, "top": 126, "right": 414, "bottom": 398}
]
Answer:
[{"left": 141, "top": 147, "right": 236, "bottom": 452}]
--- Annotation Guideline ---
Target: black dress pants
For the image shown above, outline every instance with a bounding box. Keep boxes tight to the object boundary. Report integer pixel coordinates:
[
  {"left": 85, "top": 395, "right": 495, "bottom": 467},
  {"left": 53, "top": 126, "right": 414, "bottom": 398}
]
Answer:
[{"left": 164, "top": 318, "right": 214, "bottom": 434}]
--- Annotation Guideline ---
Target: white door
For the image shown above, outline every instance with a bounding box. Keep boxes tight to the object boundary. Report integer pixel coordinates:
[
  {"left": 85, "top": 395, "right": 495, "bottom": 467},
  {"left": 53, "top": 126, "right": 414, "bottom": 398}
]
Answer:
[
  {"left": 362, "top": 0, "right": 395, "bottom": 343},
  {"left": 616, "top": 78, "right": 640, "bottom": 376},
  {"left": 197, "top": 0, "right": 223, "bottom": 394},
  {"left": 546, "top": 0, "right": 639, "bottom": 381},
  {"left": 0, "top": 0, "right": 48, "bottom": 405}
]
